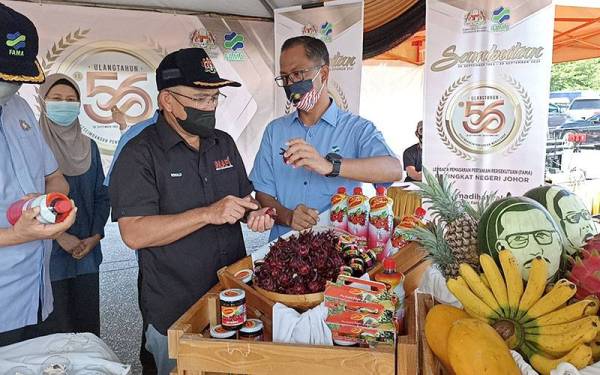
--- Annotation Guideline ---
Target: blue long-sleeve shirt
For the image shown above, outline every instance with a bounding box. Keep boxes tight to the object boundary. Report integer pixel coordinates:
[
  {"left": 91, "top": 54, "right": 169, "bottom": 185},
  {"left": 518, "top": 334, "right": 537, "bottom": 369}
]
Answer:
[{"left": 50, "top": 140, "right": 110, "bottom": 281}]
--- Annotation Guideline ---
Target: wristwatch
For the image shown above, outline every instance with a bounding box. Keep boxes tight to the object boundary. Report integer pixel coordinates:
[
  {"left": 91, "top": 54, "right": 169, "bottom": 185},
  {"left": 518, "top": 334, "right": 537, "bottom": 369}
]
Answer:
[{"left": 325, "top": 153, "right": 342, "bottom": 178}]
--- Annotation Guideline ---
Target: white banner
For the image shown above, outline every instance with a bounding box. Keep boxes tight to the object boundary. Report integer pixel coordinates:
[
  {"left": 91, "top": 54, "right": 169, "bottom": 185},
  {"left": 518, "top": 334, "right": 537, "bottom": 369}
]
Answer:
[
  {"left": 274, "top": 0, "right": 364, "bottom": 116},
  {"left": 5, "top": 1, "right": 275, "bottom": 171},
  {"left": 423, "top": 0, "right": 555, "bottom": 202}
]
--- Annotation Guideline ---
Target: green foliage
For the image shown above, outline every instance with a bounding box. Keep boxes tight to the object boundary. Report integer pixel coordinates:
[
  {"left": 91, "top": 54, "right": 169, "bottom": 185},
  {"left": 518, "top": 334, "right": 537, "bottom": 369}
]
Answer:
[{"left": 550, "top": 58, "right": 600, "bottom": 91}]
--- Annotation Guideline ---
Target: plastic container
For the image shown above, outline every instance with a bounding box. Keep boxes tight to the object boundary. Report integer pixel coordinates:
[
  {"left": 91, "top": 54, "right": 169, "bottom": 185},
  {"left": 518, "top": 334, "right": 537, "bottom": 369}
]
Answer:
[
  {"left": 234, "top": 269, "right": 253, "bottom": 286},
  {"left": 374, "top": 259, "right": 406, "bottom": 332},
  {"left": 383, "top": 207, "right": 426, "bottom": 259},
  {"left": 368, "top": 187, "right": 394, "bottom": 253},
  {"left": 210, "top": 324, "right": 237, "bottom": 339},
  {"left": 329, "top": 187, "right": 348, "bottom": 231},
  {"left": 220, "top": 289, "right": 246, "bottom": 331},
  {"left": 239, "top": 319, "right": 264, "bottom": 341},
  {"left": 347, "top": 187, "right": 369, "bottom": 248},
  {"left": 7, "top": 193, "right": 72, "bottom": 225}
]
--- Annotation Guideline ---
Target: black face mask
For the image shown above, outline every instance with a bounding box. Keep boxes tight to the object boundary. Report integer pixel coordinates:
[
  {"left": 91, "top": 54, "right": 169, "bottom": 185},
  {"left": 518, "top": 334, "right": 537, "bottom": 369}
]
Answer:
[{"left": 176, "top": 106, "right": 216, "bottom": 138}]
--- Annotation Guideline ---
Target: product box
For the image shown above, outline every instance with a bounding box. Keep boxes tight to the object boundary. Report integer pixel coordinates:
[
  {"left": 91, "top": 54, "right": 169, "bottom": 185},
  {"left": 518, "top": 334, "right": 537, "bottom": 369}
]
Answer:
[
  {"left": 327, "top": 322, "right": 396, "bottom": 346},
  {"left": 326, "top": 310, "right": 394, "bottom": 328},
  {"left": 324, "top": 275, "right": 391, "bottom": 304}
]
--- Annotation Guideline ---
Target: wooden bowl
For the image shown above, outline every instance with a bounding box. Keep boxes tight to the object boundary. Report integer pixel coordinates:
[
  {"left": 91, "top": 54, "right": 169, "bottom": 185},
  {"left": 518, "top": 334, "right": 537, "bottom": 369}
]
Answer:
[{"left": 254, "top": 285, "right": 324, "bottom": 311}]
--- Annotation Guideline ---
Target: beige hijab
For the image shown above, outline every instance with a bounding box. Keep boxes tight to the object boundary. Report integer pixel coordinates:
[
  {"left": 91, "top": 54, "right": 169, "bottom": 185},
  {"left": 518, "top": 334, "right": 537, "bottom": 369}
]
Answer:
[{"left": 38, "top": 73, "right": 91, "bottom": 176}]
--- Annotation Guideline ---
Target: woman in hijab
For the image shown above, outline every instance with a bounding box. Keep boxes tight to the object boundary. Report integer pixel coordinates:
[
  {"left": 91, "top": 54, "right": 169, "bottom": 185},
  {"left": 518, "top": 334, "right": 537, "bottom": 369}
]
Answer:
[{"left": 37, "top": 73, "right": 110, "bottom": 336}]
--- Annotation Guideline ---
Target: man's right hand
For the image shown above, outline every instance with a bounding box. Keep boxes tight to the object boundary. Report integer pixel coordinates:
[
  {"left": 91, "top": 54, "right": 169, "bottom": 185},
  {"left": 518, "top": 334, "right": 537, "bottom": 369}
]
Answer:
[
  {"left": 289, "top": 204, "right": 319, "bottom": 231},
  {"left": 207, "top": 195, "right": 258, "bottom": 225},
  {"left": 56, "top": 233, "right": 83, "bottom": 254},
  {"left": 12, "top": 205, "right": 77, "bottom": 242}
]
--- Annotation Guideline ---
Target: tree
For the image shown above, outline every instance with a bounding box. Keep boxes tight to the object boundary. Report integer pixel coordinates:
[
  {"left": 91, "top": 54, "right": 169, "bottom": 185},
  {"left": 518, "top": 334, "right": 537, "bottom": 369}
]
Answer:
[{"left": 550, "top": 58, "right": 600, "bottom": 91}]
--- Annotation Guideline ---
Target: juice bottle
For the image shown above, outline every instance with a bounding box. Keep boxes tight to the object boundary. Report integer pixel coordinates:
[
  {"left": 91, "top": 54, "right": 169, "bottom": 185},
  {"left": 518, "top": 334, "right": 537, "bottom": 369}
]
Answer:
[
  {"left": 368, "top": 186, "right": 393, "bottom": 251},
  {"left": 374, "top": 258, "right": 406, "bottom": 332},
  {"left": 7, "top": 192, "right": 72, "bottom": 225},
  {"left": 329, "top": 187, "right": 348, "bottom": 231},
  {"left": 383, "top": 207, "right": 427, "bottom": 258},
  {"left": 347, "top": 187, "right": 369, "bottom": 248}
]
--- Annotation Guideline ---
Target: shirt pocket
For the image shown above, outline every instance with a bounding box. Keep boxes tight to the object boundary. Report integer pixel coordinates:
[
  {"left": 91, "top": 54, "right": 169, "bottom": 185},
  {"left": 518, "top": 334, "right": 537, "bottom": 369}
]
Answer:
[{"left": 213, "top": 167, "right": 241, "bottom": 199}]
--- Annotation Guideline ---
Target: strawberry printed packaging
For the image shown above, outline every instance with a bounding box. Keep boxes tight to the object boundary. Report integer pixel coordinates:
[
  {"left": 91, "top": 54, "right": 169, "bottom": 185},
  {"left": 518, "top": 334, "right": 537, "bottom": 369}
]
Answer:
[
  {"left": 329, "top": 187, "right": 348, "bottom": 231},
  {"left": 347, "top": 187, "right": 369, "bottom": 248}
]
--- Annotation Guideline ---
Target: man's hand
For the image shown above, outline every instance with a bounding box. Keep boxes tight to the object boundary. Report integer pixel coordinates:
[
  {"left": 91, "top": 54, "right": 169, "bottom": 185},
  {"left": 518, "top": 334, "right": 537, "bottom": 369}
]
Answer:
[
  {"left": 289, "top": 204, "right": 319, "bottom": 231},
  {"left": 12, "top": 205, "right": 77, "bottom": 242},
  {"left": 247, "top": 208, "right": 275, "bottom": 233},
  {"left": 72, "top": 234, "right": 101, "bottom": 260},
  {"left": 57, "top": 233, "right": 83, "bottom": 254},
  {"left": 207, "top": 195, "right": 259, "bottom": 225},
  {"left": 21, "top": 193, "right": 41, "bottom": 201},
  {"left": 284, "top": 138, "right": 333, "bottom": 176}
]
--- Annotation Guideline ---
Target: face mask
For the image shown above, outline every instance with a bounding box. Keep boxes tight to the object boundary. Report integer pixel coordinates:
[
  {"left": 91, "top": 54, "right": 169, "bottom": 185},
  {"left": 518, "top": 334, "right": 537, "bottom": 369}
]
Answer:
[
  {"left": 176, "top": 106, "right": 216, "bottom": 138},
  {"left": 45, "top": 101, "right": 81, "bottom": 126},
  {"left": 0, "top": 81, "right": 22, "bottom": 106},
  {"left": 284, "top": 68, "right": 325, "bottom": 112}
]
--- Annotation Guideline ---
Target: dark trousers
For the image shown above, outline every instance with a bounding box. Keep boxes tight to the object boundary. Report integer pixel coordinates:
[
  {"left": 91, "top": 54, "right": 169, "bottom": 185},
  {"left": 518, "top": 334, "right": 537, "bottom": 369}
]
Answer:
[
  {"left": 138, "top": 270, "right": 157, "bottom": 374},
  {"left": 0, "top": 322, "right": 44, "bottom": 347},
  {"left": 36, "top": 273, "right": 100, "bottom": 337}
]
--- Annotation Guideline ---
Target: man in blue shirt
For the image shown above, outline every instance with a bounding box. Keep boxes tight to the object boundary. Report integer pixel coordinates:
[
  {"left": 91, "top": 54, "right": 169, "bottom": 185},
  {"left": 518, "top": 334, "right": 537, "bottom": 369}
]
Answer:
[
  {"left": 250, "top": 36, "right": 403, "bottom": 240},
  {"left": 0, "top": 4, "right": 76, "bottom": 346}
]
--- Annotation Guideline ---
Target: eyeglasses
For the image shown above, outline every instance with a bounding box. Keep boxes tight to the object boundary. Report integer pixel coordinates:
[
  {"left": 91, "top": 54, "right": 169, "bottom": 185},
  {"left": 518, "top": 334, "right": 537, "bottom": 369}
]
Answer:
[
  {"left": 168, "top": 90, "right": 227, "bottom": 108},
  {"left": 274, "top": 65, "right": 323, "bottom": 87},
  {"left": 563, "top": 210, "right": 592, "bottom": 224},
  {"left": 505, "top": 230, "right": 556, "bottom": 249}
]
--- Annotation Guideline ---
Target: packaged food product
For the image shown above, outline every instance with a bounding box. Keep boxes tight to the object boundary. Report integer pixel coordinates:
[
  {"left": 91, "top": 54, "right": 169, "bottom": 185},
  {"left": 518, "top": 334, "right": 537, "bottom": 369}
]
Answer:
[
  {"left": 220, "top": 289, "right": 246, "bottom": 330},
  {"left": 347, "top": 187, "right": 369, "bottom": 247},
  {"left": 330, "top": 187, "right": 348, "bottom": 231},
  {"left": 368, "top": 186, "right": 393, "bottom": 251}
]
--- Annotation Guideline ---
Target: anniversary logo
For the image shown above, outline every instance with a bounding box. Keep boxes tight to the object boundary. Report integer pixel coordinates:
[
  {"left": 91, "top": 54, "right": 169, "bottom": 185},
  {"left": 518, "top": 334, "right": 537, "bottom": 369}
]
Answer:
[{"left": 36, "top": 29, "right": 163, "bottom": 154}]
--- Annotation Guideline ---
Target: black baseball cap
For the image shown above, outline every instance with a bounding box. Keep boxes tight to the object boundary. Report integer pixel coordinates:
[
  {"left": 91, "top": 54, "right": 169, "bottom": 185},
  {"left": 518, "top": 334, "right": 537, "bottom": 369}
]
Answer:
[
  {"left": 156, "top": 48, "right": 241, "bottom": 91},
  {"left": 0, "top": 3, "right": 44, "bottom": 84}
]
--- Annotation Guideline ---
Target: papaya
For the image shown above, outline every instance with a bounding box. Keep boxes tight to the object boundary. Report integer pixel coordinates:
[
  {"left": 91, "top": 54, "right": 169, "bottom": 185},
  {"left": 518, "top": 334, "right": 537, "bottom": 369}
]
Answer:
[
  {"left": 424, "top": 304, "right": 469, "bottom": 373},
  {"left": 448, "top": 318, "right": 520, "bottom": 375}
]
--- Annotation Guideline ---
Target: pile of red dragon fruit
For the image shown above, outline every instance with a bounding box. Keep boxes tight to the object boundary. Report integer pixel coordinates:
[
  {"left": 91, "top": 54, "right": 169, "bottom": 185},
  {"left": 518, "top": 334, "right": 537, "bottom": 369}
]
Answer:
[{"left": 255, "top": 230, "right": 344, "bottom": 294}]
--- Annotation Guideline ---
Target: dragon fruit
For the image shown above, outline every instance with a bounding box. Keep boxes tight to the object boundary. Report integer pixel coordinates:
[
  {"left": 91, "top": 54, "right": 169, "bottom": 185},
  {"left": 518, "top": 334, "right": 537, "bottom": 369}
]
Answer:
[{"left": 568, "top": 235, "right": 600, "bottom": 300}]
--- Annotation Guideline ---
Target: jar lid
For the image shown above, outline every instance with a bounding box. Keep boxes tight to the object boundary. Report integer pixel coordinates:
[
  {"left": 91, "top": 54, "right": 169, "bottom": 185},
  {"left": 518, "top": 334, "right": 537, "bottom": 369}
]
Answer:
[
  {"left": 220, "top": 288, "right": 245, "bottom": 302},
  {"left": 333, "top": 338, "right": 358, "bottom": 346},
  {"left": 234, "top": 269, "right": 253, "bottom": 284},
  {"left": 240, "top": 319, "right": 263, "bottom": 334},
  {"left": 210, "top": 325, "right": 237, "bottom": 339}
]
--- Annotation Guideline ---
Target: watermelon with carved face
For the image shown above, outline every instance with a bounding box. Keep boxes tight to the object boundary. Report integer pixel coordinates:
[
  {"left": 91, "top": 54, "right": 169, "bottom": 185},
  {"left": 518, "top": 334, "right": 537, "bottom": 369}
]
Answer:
[
  {"left": 525, "top": 185, "right": 598, "bottom": 255},
  {"left": 478, "top": 196, "right": 564, "bottom": 280}
]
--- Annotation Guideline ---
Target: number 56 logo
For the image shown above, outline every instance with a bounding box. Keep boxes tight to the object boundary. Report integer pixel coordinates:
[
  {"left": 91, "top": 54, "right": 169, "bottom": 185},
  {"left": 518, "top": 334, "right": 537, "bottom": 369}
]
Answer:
[{"left": 84, "top": 72, "right": 153, "bottom": 125}]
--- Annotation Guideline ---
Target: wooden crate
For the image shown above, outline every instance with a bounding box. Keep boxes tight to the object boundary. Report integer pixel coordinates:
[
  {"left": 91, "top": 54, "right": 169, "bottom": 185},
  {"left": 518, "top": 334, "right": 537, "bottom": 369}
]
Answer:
[
  {"left": 416, "top": 294, "right": 449, "bottom": 375},
  {"left": 168, "top": 284, "right": 399, "bottom": 375}
]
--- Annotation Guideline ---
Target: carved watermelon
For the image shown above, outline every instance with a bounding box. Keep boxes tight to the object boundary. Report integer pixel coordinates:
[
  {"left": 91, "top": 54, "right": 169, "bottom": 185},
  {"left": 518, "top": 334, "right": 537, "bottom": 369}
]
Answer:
[
  {"left": 478, "top": 196, "right": 564, "bottom": 281},
  {"left": 524, "top": 185, "right": 598, "bottom": 255}
]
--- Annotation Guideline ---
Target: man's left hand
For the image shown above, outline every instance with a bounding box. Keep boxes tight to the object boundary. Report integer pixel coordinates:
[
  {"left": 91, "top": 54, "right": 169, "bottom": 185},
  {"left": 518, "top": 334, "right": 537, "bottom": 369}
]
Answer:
[
  {"left": 246, "top": 208, "right": 275, "bottom": 233},
  {"left": 284, "top": 138, "right": 333, "bottom": 176},
  {"left": 72, "top": 234, "right": 101, "bottom": 260}
]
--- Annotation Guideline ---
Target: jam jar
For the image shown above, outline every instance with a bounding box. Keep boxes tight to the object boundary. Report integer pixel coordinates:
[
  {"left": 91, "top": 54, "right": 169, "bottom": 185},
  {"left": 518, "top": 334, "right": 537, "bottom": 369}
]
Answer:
[{"left": 220, "top": 289, "right": 246, "bottom": 331}]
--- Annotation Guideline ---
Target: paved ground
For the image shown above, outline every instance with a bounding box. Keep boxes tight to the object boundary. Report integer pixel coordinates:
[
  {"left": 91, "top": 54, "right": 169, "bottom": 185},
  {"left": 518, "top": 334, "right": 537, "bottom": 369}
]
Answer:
[{"left": 98, "top": 221, "right": 268, "bottom": 374}]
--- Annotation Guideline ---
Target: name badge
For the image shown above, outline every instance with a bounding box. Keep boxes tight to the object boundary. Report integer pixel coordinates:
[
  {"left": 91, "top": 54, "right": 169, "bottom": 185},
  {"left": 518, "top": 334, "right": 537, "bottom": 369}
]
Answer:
[{"left": 214, "top": 157, "right": 233, "bottom": 171}]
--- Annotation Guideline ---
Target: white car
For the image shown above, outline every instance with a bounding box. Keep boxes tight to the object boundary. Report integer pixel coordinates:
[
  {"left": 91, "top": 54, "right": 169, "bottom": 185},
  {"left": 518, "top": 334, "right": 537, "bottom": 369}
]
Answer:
[{"left": 567, "top": 97, "right": 600, "bottom": 120}]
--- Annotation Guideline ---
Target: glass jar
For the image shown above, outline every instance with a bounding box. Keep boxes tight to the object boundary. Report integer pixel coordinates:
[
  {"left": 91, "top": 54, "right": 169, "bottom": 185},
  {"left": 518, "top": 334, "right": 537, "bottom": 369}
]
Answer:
[
  {"left": 210, "top": 324, "right": 237, "bottom": 339},
  {"left": 220, "top": 289, "right": 246, "bottom": 331},
  {"left": 234, "top": 269, "right": 253, "bottom": 286},
  {"left": 239, "top": 319, "right": 264, "bottom": 341}
]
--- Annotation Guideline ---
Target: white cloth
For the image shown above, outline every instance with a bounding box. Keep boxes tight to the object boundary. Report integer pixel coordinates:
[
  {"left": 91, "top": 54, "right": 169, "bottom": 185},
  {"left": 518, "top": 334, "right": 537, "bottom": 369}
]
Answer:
[
  {"left": 0, "top": 333, "right": 130, "bottom": 375},
  {"left": 580, "top": 361, "right": 600, "bottom": 374},
  {"left": 273, "top": 302, "right": 333, "bottom": 346},
  {"left": 416, "top": 265, "right": 460, "bottom": 307}
]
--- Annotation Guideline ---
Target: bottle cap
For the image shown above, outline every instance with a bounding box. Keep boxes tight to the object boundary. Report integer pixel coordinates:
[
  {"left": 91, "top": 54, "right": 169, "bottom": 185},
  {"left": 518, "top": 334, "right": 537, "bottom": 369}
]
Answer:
[
  {"left": 415, "top": 207, "right": 426, "bottom": 218},
  {"left": 353, "top": 187, "right": 363, "bottom": 195},
  {"left": 240, "top": 319, "right": 263, "bottom": 334},
  {"left": 383, "top": 258, "right": 397, "bottom": 271},
  {"left": 53, "top": 200, "right": 72, "bottom": 214},
  {"left": 337, "top": 187, "right": 347, "bottom": 194},
  {"left": 376, "top": 186, "right": 386, "bottom": 196}
]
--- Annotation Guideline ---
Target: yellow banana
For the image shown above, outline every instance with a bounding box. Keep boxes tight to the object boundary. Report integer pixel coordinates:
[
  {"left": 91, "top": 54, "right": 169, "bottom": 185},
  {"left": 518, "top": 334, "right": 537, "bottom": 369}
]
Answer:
[
  {"left": 499, "top": 250, "right": 524, "bottom": 319},
  {"left": 584, "top": 295, "right": 600, "bottom": 316},
  {"left": 480, "top": 254, "right": 510, "bottom": 316},
  {"left": 463, "top": 307, "right": 493, "bottom": 324},
  {"left": 590, "top": 331, "right": 600, "bottom": 361},
  {"left": 459, "top": 263, "right": 502, "bottom": 313},
  {"left": 526, "top": 326, "right": 597, "bottom": 356},
  {"left": 480, "top": 273, "right": 490, "bottom": 288},
  {"left": 524, "top": 299, "right": 599, "bottom": 327},
  {"left": 523, "top": 279, "right": 577, "bottom": 321},
  {"left": 524, "top": 343, "right": 592, "bottom": 375},
  {"left": 524, "top": 315, "right": 600, "bottom": 336},
  {"left": 447, "top": 277, "right": 500, "bottom": 321},
  {"left": 516, "top": 256, "right": 548, "bottom": 321}
]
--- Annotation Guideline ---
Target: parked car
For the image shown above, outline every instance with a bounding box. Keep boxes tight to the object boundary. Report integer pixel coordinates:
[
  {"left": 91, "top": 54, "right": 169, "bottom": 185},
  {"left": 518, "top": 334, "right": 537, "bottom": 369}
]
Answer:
[
  {"left": 549, "top": 113, "right": 600, "bottom": 149},
  {"left": 550, "top": 90, "right": 597, "bottom": 106},
  {"left": 548, "top": 103, "right": 568, "bottom": 128},
  {"left": 566, "top": 97, "right": 600, "bottom": 120}
]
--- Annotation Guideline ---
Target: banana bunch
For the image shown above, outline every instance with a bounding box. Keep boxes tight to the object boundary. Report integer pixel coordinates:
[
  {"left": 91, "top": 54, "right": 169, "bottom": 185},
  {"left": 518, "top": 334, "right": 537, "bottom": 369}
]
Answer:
[{"left": 446, "top": 250, "right": 600, "bottom": 375}]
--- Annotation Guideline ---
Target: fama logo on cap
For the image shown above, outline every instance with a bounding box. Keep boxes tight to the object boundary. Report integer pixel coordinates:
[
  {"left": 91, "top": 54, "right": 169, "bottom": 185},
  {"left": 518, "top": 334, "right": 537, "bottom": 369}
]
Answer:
[{"left": 6, "top": 32, "right": 26, "bottom": 57}]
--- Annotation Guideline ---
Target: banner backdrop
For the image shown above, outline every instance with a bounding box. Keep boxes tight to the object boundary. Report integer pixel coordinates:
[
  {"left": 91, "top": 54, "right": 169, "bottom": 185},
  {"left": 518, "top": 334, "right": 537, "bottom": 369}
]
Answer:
[
  {"left": 6, "top": 1, "right": 274, "bottom": 170},
  {"left": 423, "top": 0, "right": 554, "bottom": 203},
  {"left": 274, "top": 0, "right": 364, "bottom": 116}
]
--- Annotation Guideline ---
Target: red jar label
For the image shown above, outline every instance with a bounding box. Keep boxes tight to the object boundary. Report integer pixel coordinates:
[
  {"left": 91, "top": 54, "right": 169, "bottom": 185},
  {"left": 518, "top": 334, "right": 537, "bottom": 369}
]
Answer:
[{"left": 221, "top": 304, "right": 246, "bottom": 327}]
